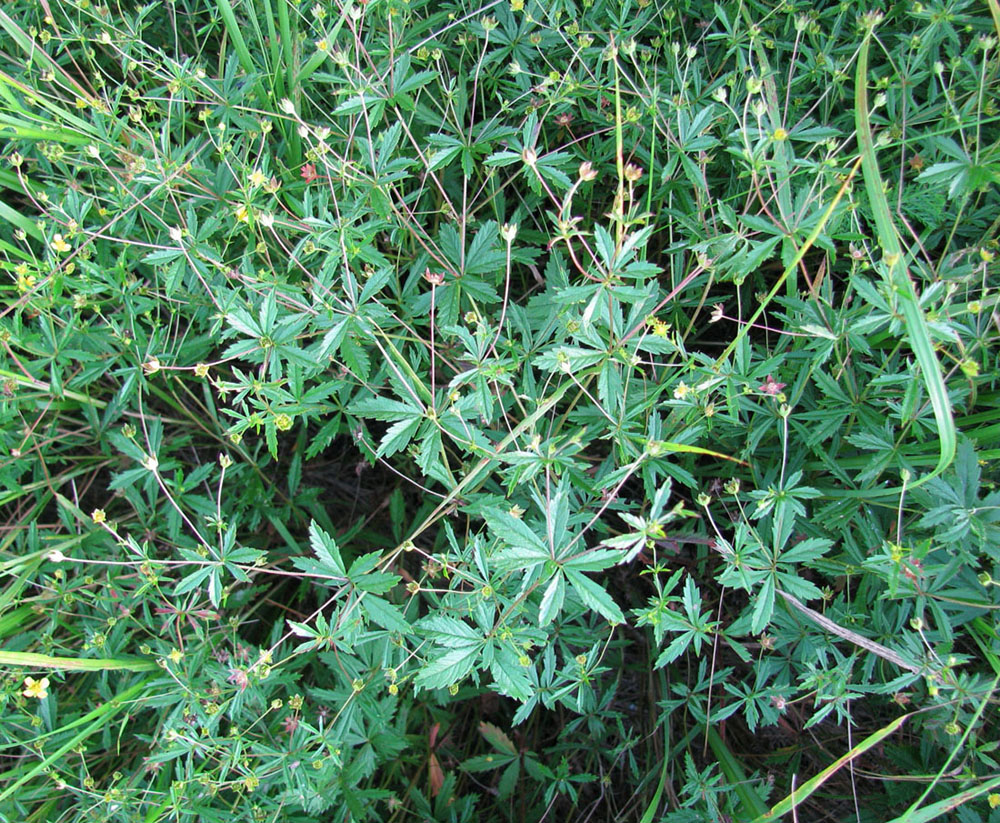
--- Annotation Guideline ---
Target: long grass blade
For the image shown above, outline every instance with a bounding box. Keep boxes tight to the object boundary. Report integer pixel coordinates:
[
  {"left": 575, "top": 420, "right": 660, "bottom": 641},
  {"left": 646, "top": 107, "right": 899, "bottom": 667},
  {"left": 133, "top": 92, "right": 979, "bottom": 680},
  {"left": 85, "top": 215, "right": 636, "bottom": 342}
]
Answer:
[
  {"left": 0, "top": 650, "right": 157, "bottom": 671},
  {"left": 883, "top": 774, "right": 1000, "bottom": 823},
  {"left": 214, "top": 0, "right": 256, "bottom": 75},
  {"left": 706, "top": 726, "right": 770, "bottom": 820},
  {"left": 749, "top": 712, "right": 911, "bottom": 822},
  {"left": 855, "top": 34, "right": 956, "bottom": 485}
]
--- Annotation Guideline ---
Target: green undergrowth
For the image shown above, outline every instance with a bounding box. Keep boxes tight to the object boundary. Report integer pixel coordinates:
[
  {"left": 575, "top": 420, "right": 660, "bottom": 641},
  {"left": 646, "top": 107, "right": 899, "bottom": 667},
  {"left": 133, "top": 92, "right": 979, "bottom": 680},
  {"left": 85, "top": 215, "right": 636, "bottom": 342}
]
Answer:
[{"left": 1, "top": 0, "right": 999, "bottom": 821}]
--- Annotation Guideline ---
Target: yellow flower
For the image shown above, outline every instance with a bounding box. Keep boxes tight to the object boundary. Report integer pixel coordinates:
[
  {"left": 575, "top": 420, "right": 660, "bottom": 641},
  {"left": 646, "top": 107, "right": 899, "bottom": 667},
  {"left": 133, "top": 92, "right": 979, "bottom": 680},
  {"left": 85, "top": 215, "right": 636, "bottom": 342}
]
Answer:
[
  {"left": 23, "top": 676, "right": 50, "bottom": 699},
  {"left": 167, "top": 648, "right": 184, "bottom": 664},
  {"left": 50, "top": 234, "right": 71, "bottom": 253},
  {"left": 772, "top": 127, "right": 789, "bottom": 141},
  {"left": 673, "top": 381, "right": 690, "bottom": 399},
  {"left": 988, "top": 793, "right": 1000, "bottom": 809},
  {"left": 91, "top": 508, "right": 106, "bottom": 523},
  {"left": 194, "top": 363, "right": 210, "bottom": 378}
]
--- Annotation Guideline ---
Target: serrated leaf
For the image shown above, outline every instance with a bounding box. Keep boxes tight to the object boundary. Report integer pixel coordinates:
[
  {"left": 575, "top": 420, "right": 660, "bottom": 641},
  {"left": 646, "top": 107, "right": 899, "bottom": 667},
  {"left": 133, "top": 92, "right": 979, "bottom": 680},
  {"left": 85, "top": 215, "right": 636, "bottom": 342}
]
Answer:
[
  {"left": 538, "top": 573, "right": 565, "bottom": 627},
  {"left": 414, "top": 646, "right": 479, "bottom": 691},
  {"left": 376, "top": 416, "right": 422, "bottom": 458},
  {"left": 483, "top": 508, "right": 549, "bottom": 555},
  {"left": 420, "top": 615, "right": 481, "bottom": 647},
  {"left": 565, "top": 569, "right": 624, "bottom": 624},
  {"left": 308, "top": 520, "right": 346, "bottom": 576},
  {"left": 479, "top": 721, "right": 517, "bottom": 755},
  {"left": 780, "top": 537, "right": 832, "bottom": 564},
  {"left": 490, "top": 647, "right": 534, "bottom": 701},
  {"left": 463, "top": 754, "right": 517, "bottom": 772},
  {"left": 362, "top": 596, "right": 410, "bottom": 634},
  {"left": 751, "top": 575, "right": 775, "bottom": 634},
  {"left": 562, "top": 549, "right": 624, "bottom": 573},
  {"left": 349, "top": 395, "right": 423, "bottom": 422},
  {"left": 353, "top": 572, "right": 401, "bottom": 594}
]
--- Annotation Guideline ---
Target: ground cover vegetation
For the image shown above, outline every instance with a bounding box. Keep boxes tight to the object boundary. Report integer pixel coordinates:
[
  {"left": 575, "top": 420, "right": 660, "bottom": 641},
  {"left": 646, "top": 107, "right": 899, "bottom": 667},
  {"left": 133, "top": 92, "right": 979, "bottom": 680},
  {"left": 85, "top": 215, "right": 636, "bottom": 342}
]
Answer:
[{"left": 1, "top": 0, "right": 999, "bottom": 820}]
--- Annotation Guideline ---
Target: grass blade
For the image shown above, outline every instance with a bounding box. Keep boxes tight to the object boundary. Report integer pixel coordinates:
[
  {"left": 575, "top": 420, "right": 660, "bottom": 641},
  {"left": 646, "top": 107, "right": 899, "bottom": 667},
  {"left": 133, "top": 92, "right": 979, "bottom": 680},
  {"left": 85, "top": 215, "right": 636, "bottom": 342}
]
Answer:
[
  {"left": 855, "top": 33, "right": 956, "bottom": 485},
  {"left": 706, "top": 726, "right": 770, "bottom": 820},
  {"left": 883, "top": 775, "right": 1000, "bottom": 823},
  {"left": 750, "top": 712, "right": 911, "bottom": 822},
  {"left": 214, "top": 0, "right": 256, "bottom": 75},
  {"left": 0, "top": 650, "right": 157, "bottom": 671}
]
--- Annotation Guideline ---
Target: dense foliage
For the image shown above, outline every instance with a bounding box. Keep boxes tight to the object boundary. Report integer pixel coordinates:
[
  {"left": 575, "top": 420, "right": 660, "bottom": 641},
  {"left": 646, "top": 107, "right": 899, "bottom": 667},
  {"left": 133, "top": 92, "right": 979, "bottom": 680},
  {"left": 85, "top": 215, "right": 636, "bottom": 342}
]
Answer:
[{"left": 1, "top": 0, "right": 999, "bottom": 820}]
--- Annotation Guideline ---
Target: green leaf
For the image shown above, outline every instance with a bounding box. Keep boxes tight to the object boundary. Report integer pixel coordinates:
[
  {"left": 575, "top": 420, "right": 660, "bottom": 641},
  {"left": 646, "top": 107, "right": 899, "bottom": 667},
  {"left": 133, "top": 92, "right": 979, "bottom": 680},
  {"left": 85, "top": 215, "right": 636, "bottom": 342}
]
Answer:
[
  {"left": 855, "top": 36, "right": 955, "bottom": 486},
  {"left": 375, "top": 416, "right": 422, "bottom": 458},
  {"left": 538, "top": 573, "right": 565, "bottom": 627},
  {"left": 565, "top": 569, "right": 624, "bottom": 624},
  {"left": 349, "top": 396, "right": 423, "bottom": 422},
  {"left": 490, "top": 647, "right": 533, "bottom": 701},
  {"left": 362, "top": 596, "right": 410, "bottom": 634},
  {"left": 309, "top": 520, "right": 346, "bottom": 576},
  {"left": 751, "top": 575, "right": 775, "bottom": 634},
  {"left": 484, "top": 508, "right": 549, "bottom": 555},
  {"left": 0, "top": 650, "right": 156, "bottom": 671},
  {"left": 414, "top": 646, "right": 479, "bottom": 691},
  {"left": 479, "top": 721, "right": 518, "bottom": 755},
  {"left": 419, "top": 615, "right": 481, "bottom": 648}
]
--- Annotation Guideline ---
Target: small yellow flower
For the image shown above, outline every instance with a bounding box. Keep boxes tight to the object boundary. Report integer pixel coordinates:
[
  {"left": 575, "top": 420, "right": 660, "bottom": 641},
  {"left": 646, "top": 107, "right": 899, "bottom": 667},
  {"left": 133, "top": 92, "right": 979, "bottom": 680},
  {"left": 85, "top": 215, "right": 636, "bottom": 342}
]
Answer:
[
  {"left": 234, "top": 205, "right": 250, "bottom": 223},
  {"left": 194, "top": 363, "right": 210, "bottom": 378},
  {"left": 988, "top": 792, "right": 1000, "bottom": 809},
  {"left": 50, "top": 234, "right": 71, "bottom": 253},
  {"left": 274, "top": 413, "right": 293, "bottom": 431},
  {"left": 772, "top": 127, "right": 789, "bottom": 141},
  {"left": 167, "top": 648, "right": 184, "bottom": 664},
  {"left": 91, "top": 508, "right": 106, "bottom": 524},
  {"left": 249, "top": 169, "right": 267, "bottom": 188},
  {"left": 23, "top": 676, "right": 50, "bottom": 699},
  {"left": 980, "top": 248, "right": 995, "bottom": 263},
  {"left": 673, "top": 381, "right": 690, "bottom": 399}
]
